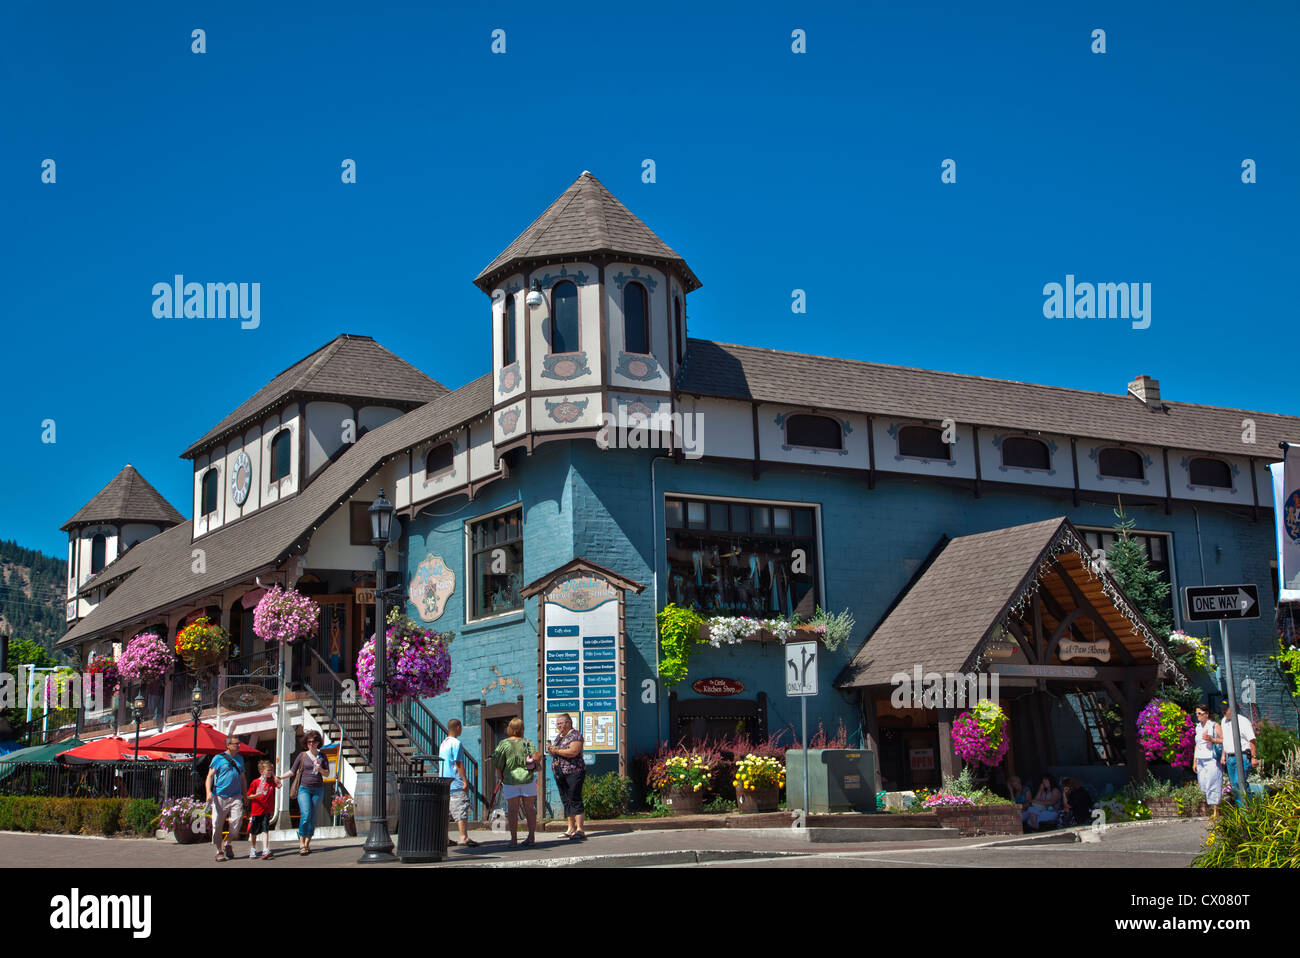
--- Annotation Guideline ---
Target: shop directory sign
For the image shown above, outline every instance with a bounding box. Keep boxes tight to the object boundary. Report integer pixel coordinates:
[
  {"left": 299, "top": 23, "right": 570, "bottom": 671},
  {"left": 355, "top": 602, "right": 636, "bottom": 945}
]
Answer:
[{"left": 543, "top": 574, "right": 621, "bottom": 754}]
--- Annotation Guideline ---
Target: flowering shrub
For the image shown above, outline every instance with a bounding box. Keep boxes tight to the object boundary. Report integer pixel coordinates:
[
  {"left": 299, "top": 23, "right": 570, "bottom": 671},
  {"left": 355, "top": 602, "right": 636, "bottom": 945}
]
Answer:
[
  {"left": 252, "top": 585, "right": 320, "bottom": 645},
  {"left": 704, "top": 616, "right": 762, "bottom": 647},
  {"left": 1138, "top": 699, "right": 1195, "bottom": 768},
  {"left": 951, "top": 699, "right": 1009, "bottom": 766},
  {"left": 160, "top": 796, "right": 210, "bottom": 834},
  {"left": 1167, "top": 631, "right": 1215, "bottom": 675},
  {"left": 733, "top": 754, "right": 785, "bottom": 791},
  {"left": 764, "top": 619, "right": 798, "bottom": 643},
  {"left": 1099, "top": 797, "right": 1151, "bottom": 823},
  {"left": 174, "top": 617, "right": 229, "bottom": 662},
  {"left": 648, "top": 754, "right": 712, "bottom": 793},
  {"left": 116, "top": 632, "right": 174, "bottom": 686},
  {"left": 922, "top": 793, "right": 976, "bottom": 808},
  {"left": 331, "top": 795, "right": 355, "bottom": 818},
  {"left": 355, "top": 611, "right": 452, "bottom": 705},
  {"left": 86, "top": 657, "right": 120, "bottom": 696}
]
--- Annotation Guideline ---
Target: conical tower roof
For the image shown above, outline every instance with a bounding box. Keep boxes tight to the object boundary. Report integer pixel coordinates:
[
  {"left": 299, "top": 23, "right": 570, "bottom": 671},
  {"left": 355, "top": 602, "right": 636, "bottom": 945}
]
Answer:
[
  {"left": 474, "top": 171, "right": 701, "bottom": 293},
  {"left": 61, "top": 465, "right": 185, "bottom": 531}
]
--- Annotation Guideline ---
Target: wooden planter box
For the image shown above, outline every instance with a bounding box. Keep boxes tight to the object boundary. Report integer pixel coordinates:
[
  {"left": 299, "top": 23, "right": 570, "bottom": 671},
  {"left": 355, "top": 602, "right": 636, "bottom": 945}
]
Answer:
[
  {"left": 735, "top": 787, "right": 780, "bottom": 814},
  {"left": 930, "top": 804, "right": 1022, "bottom": 837},
  {"left": 698, "top": 624, "right": 823, "bottom": 645},
  {"left": 664, "top": 787, "right": 704, "bottom": 815}
]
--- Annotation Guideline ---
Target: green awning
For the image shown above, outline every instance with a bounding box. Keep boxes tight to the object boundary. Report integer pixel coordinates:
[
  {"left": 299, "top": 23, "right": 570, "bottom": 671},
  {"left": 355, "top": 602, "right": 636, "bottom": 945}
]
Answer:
[{"left": 0, "top": 736, "right": 86, "bottom": 779}]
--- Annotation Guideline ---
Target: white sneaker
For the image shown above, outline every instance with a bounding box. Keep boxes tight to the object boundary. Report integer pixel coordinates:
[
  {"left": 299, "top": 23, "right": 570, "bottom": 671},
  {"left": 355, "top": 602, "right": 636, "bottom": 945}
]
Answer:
[{"left": 250, "top": 849, "right": 261, "bottom": 859}]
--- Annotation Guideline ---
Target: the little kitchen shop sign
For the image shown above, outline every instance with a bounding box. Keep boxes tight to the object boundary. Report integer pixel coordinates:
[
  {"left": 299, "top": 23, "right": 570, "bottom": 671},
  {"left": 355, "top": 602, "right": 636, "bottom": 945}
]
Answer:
[{"left": 692, "top": 678, "right": 745, "bottom": 696}]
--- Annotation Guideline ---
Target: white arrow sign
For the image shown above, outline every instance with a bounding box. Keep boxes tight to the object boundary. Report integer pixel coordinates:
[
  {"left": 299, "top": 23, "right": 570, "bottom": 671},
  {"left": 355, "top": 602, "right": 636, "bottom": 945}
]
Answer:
[{"left": 1236, "top": 589, "right": 1255, "bottom": 617}]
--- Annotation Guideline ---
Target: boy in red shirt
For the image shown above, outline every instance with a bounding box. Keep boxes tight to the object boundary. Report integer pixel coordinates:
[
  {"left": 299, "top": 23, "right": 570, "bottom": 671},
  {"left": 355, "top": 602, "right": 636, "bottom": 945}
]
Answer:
[{"left": 247, "top": 759, "right": 280, "bottom": 860}]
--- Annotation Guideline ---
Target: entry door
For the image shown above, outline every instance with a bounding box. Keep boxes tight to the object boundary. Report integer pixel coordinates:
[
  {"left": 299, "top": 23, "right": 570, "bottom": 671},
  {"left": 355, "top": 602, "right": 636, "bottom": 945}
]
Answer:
[{"left": 307, "top": 596, "right": 351, "bottom": 681}]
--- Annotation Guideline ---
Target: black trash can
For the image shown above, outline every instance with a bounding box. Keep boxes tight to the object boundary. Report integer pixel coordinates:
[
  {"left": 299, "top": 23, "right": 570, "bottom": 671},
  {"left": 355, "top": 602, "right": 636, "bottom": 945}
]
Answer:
[{"left": 396, "top": 756, "right": 450, "bottom": 864}]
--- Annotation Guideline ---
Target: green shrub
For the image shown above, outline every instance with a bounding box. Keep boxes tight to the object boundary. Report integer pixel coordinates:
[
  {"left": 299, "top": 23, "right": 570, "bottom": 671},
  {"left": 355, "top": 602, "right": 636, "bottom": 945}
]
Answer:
[
  {"left": 1118, "top": 772, "right": 1180, "bottom": 802},
  {"left": 1172, "top": 781, "right": 1206, "bottom": 815},
  {"left": 124, "top": 800, "right": 161, "bottom": 836},
  {"left": 0, "top": 797, "right": 155, "bottom": 836},
  {"left": 1193, "top": 781, "right": 1300, "bottom": 867},
  {"left": 704, "top": 796, "right": 736, "bottom": 813},
  {"left": 581, "top": 772, "right": 632, "bottom": 820},
  {"left": 1255, "top": 719, "right": 1300, "bottom": 777}
]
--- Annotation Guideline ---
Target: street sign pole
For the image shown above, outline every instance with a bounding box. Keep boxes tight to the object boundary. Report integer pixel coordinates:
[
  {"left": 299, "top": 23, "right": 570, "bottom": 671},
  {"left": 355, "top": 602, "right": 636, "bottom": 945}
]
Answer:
[
  {"left": 801, "top": 693, "right": 808, "bottom": 819},
  {"left": 1219, "top": 620, "right": 1249, "bottom": 807}
]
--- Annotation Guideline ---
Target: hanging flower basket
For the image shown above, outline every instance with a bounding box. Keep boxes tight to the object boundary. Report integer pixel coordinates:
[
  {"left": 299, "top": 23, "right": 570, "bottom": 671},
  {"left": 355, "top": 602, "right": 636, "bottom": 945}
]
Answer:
[
  {"left": 951, "top": 699, "right": 1009, "bottom": 767},
  {"left": 86, "top": 657, "right": 120, "bottom": 697},
  {"left": 1137, "top": 699, "right": 1195, "bottom": 768},
  {"left": 252, "top": 585, "right": 320, "bottom": 645},
  {"left": 356, "top": 612, "right": 453, "bottom": 705},
  {"left": 116, "top": 632, "right": 174, "bottom": 687},
  {"left": 174, "top": 616, "right": 230, "bottom": 671}
]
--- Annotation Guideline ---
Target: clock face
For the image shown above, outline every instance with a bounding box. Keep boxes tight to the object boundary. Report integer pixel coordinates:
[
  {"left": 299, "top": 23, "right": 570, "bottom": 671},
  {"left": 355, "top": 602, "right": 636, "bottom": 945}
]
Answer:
[{"left": 230, "top": 452, "right": 252, "bottom": 505}]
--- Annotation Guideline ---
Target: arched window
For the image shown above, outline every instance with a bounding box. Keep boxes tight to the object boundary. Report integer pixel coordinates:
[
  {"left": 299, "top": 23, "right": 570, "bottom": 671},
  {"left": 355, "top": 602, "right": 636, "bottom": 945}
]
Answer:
[
  {"left": 90, "top": 534, "right": 106, "bottom": 574},
  {"left": 1098, "top": 447, "right": 1144, "bottom": 480},
  {"left": 1189, "top": 457, "right": 1232, "bottom": 489},
  {"left": 1002, "top": 437, "right": 1051, "bottom": 470},
  {"left": 674, "top": 296, "right": 684, "bottom": 363},
  {"left": 502, "top": 295, "right": 517, "bottom": 367},
  {"left": 785, "top": 414, "right": 843, "bottom": 451},
  {"left": 425, "top": 442, "right": 454, "bottom": 478},
  {"left": 623, "top": 282, "right": 649, "bottom": 354},
  {"left": 201, "top": 469, "right": 219, "bottom": 515},
  {"left": 898, "top": 425, "right": 950, "bottom": 460},
  {"left": 550, "top": 281, "right": 579, "bottom": 354},
  {"left": 270, "top": 429, "right": 292, "bottom": 482}
]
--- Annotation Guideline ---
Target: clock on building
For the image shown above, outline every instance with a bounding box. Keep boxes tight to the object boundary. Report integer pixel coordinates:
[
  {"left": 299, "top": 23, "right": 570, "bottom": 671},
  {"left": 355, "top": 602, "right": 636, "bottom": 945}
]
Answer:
[{"left": 230, "top": 451, "right": 252, "bottom": 505}]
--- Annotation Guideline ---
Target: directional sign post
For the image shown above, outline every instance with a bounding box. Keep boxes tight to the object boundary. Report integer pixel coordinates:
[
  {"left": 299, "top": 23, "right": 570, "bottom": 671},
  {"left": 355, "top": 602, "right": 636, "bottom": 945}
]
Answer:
[
  {"left": 785, "top": 641, "right": 818, "bottom": 821},
  {"left": 1182, "top": 584, "right": 1259, "bottom": 806}
]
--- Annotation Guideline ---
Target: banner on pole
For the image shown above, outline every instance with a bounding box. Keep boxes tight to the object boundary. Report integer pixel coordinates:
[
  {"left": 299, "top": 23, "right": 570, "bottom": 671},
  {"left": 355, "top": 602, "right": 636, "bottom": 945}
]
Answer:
[{"left": 1270, "top": 461, "right": 1300, "bottom": 601}]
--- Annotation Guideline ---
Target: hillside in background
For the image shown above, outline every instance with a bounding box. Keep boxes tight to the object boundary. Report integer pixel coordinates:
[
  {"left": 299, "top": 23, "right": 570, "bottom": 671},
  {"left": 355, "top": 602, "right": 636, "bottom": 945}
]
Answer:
[{"left": 0, "top": 539, "right": 66, "bottom": 653}]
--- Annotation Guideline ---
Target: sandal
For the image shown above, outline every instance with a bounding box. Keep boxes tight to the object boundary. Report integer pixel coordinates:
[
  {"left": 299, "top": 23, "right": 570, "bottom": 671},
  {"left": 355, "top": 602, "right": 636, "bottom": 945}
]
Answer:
[
  {"left": 521, "top": 837, "right": 535, "bottom": 848},
  {"left": 215, "top": 853, "right": 226, "bottom": 862},
  {"left": 570, "top": 831, "right": 586, "bottom": 841}
]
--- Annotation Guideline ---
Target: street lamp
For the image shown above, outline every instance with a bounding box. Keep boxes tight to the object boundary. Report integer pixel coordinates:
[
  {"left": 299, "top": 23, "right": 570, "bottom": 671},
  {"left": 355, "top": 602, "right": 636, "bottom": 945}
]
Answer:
[
  {"left": 191, "top": 680, "right": 203, "bottom": 771},
  {"left": 359, "top": 489, "right": 398, "bottom": 864},
  {"left": 132, "top": 691, "right": 145, "bottom": 761}
]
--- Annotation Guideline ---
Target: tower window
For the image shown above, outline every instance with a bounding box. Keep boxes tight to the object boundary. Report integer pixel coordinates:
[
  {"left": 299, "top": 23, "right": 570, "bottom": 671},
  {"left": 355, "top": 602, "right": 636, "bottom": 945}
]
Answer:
[
  {"left": 425, "top": 442, "right": 454, "bottom": 478},
  {"left": 898, "top": 425, "right": 950, "bottom": 460},
  {"left": 785, "top": 414, "right": 843, "bottom": 451},
  {"left": 90, "top": 534, "right": 107, "bottom": 574},
  {"left": 1098, "top": 447, "right": 1143, "bottom": 480},
  {"left": 623, "top": 282, "right": 650, "bottom": 354},
  {"left": 201, "top": 470, "right": 219, "bottom": 516},
  {"left": 1189, "top": 457, "right": 1232, "bottom": 489},
  {"left": 1002, "top": 436, "right": 1051, "bottom": 470},
  {"left": 270, "top": 429, "right": 292, "bottom": 482},
  {"left": 502, "top": 295, "right": 517, "bottom": 367},
  {"left": 550, "top": 281, "right": 579, "bottom": 354},
  {"left": 674, "top": 296, "right": 684, "bottom": 364}
]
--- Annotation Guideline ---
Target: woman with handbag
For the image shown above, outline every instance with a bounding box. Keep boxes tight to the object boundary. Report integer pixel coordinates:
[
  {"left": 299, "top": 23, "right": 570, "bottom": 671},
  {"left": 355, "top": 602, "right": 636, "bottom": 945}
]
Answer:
[
  {"left": 491, "top": 718, "right": 540, "bottom": 848},
  {"left": 287, "top": 730, "right": 329, "bottom": 855},
  {"left": 546, "top": 713, "right": 586, "bottom": 840},
  {"left": 1194, "top": 704, "right": 1223, "bottom": 819}
]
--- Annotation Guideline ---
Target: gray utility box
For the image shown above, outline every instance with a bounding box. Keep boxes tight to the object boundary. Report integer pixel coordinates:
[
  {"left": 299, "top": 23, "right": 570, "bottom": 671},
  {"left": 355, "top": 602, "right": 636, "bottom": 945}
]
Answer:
[{"left": 784, "top": 749, "right": 877, "bottom": 813}]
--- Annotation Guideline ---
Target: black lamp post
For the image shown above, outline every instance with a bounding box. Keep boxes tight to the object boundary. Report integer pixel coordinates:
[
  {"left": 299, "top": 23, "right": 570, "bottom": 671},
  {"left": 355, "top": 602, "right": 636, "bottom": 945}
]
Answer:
[
  {"left": 359, "top": 489, "right": 397, "bottom": 864},
  {"left": 191, "top": 680, "right": 203, "bottom": 770},
  {"left": 131, "top": 691, "right": 145, "bottom": 761}
]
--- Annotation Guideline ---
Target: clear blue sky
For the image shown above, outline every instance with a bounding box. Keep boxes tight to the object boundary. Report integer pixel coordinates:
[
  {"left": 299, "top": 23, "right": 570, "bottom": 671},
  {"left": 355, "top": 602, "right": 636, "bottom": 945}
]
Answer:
[{"left": 2, "top": 1, "right": 1297, "bottom": 557}]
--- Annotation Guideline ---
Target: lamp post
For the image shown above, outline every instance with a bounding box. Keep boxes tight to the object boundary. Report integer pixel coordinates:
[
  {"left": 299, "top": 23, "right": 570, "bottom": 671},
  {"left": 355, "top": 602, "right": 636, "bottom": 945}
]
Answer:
[
  {"left": 132, "top": 691, "right": 145, "bottom": 761},
  {"left": 359, "top": 489, "right": 398, "bottom": 864},
  {"left": 191, "top": 678, "right": 203, "bottom": 759}
]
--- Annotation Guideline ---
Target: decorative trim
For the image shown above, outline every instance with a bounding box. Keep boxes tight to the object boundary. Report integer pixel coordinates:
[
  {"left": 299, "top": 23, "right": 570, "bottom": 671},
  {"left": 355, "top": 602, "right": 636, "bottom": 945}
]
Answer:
[
  {"left": 497, "top": 407, "right": 522, "bottom": 436},
  {"left": 536, "top": 266, "right": 592, "bottom": 287},
  {"left": 541, "top": 352, "right": 591, "bottom": 381},
  {"left": 544, "top": 398, "right": 590, "bottom": 424},
  {"left": 614, "top": 351, "right": 661, "bottom": 381},
  {"left": 611, "top": 267, "right": 658, "bottom": 293},
  {"left": 498, "top": 362, "right": 522, "bottom": 394}
]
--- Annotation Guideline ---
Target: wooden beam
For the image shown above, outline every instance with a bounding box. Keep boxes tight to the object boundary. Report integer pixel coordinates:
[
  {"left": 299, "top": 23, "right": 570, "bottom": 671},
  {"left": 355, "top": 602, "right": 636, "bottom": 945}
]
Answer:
[
  {"left": 991, "top": 663, "right": 1158, "bottom": 680},
  {"left": 866, "top": 415, "right": 876, "bottom": 490},
  {"left": 751, "top": 403, "right": 761, "bottom": 480},
  {"left": 862, "top": 692, "right": 883, "bottom": 792},
  {"left": 1070, "top": 437, "right": 1081, "bottom": 507},
  {"left": 1249, "top": 456, "right": 1260, "bottom": 522},
  {"left": 972, "top": 425, "right": 982, "bottom": 499},
  {"left": 1162, "top": 448, "right": 1172, "bottom": 516},
  {"left": 1036, "top": 576, "right": 1138, "bottom": 667}
]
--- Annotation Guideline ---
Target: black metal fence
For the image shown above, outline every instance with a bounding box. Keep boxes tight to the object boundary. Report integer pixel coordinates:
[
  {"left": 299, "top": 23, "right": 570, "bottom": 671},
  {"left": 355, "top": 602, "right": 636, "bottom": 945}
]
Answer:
[{"left": 0, "top": 761, "right": 200, "bottom": 804}]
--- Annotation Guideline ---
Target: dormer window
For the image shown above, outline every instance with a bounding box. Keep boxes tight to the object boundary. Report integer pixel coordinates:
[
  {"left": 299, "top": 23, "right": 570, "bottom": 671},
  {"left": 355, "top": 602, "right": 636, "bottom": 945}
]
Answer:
[
  {"left": 1098, "top": 447, "right": 1144, "bottom": 480},
  {"left": 550, "top": 281, "right": 579, "bottom": 354},
  {"left": 1002, "top": 437, "right": 1051, "bottom": 470},
  {"left": 786, "top": 414, "right": 843, "bottom": 451},
  {"left": 90, "top": 534, "right": 106, "bottom": 574},
  {"left": 201, "top": 469, "right": 219, "bottom": 515},
  {"left": 502, "top": 295, "right": 517, "bottom": 367},
  {"left": 270, "top": 429, "right": 292, "bottom": 482},
  {"left": 425, "top": 442, "right": 454, "bottom": 478},
  {"left": 623, "top": 282, "right": 649, "bottom": 354},
  {"left": 1189, "top": 456, "right": 1232, "bottom": 489},
  {"left": 898, "top": 425, "right": 950, "bottom": 461}
]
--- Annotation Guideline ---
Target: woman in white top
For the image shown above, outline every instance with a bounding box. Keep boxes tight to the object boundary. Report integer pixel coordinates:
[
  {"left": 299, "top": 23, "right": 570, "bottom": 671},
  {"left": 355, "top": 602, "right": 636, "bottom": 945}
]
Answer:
[{"left": 1193, "top": 704, "right": 1223, "bottom": 819}]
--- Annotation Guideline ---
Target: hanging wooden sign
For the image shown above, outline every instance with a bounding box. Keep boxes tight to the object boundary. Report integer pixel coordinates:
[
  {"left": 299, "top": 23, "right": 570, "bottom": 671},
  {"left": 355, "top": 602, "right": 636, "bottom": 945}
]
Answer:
[
  {"left": 1058, "top": 639, "right": 1111, "bottom": 662},
  {"left": 692, "top": 677, "right": 745, "bottom": 697}
]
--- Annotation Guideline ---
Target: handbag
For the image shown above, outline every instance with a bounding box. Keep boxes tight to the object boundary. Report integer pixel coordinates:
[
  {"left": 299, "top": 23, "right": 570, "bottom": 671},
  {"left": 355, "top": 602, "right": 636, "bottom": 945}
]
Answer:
[{"left": 290, "top": 754, "right": 303, "bottom": 794}]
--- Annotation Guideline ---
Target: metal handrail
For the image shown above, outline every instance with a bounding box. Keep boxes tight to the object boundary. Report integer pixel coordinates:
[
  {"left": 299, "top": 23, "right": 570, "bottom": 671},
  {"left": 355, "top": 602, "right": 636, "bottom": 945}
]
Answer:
[
  {"left": 390, "top": 697, "right": 484, "bottom": 820},
  {"left": 299, "top": 643, "right": 414, "bottom": 777}
]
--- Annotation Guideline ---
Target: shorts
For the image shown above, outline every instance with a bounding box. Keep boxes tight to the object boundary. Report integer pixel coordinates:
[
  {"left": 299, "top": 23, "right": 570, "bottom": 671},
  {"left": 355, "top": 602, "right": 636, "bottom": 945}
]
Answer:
[
  {"left": 249, "top": 813, "right": 271, "bottom": 836},
  {"left": 502, "top": 782, "right": 536, "bottom": 800},
  {"left": 448, "top": 789, "right": 470, "bottom": 822}
]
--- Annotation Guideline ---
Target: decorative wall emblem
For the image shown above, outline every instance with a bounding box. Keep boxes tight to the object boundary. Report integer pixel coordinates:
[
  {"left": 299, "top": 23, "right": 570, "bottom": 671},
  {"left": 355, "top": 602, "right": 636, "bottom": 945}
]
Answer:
[
  {"left": 230, "top": 451, "right": 252, "bottom": 505},
  {"left": 545, "top": 574, "right": 618, "bottom": 611},
  {"left": 541, "top": 352, "right": 591, "bottom": 381},
  {"left": 615, "top": 351, "right": 660, "bottom": 381},
  {"left": 545, "top": 398, "right": 589, "bottom": 424},
  {"left": 535, "top": 266, "right": 591, "bottom": 287},
  {"left": 498, "top": 362, "right": 522, "bottom": 393},
  {"left": 498, "top": 408, "right": 521, "bottom": 435},
  {"left": 409, "top": 553, "right": 456, "bottom": 622},
  {"left": 1284, "top": 490, "right": 1300, "bottom": 543},
  {"left": 612, "top": 267, "right": 658, "bottom": 293},
  {"left": 617, "top": 398, "right": 656, "bottom": 424}
]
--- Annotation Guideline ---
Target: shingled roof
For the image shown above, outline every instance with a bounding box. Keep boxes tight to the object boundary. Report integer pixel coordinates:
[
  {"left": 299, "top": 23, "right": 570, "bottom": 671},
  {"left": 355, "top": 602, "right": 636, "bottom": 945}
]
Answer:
[
  {"left": 181, "top": 335, "right": 448, "bottom": 459},
  {"left": 63, "top": 374, "right": 494, "bottom": 647},
  {"left": 474, "top": 171, "right": 701, "bottom": 293},
  {"left": 61, "top": 466, "right": 184, "bottom": 531},
  {"left": 678, "top": 339, "right": 1299, "bottom": 461}
]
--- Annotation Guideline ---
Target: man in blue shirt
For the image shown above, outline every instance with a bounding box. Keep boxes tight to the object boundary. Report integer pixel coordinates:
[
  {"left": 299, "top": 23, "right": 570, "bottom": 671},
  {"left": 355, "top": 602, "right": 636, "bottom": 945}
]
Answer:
[
  {"left": 205, "top": 735, "right": 248, "bottom": 862},
  {"left": 438, "top": 720, "right": 477, "bottom": 848}
]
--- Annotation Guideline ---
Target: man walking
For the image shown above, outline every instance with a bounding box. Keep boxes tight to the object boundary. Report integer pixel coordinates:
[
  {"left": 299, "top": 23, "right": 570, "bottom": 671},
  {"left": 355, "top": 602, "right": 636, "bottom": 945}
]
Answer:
[
  {"left": 1215, "top": 701, "right": 1257, "bottom": 807},
  {"left": 439, "top": 719, "right": 478, "bottom": 848},
  {"left": 206, "top": 735, "right": 248, "bottom": 862}
]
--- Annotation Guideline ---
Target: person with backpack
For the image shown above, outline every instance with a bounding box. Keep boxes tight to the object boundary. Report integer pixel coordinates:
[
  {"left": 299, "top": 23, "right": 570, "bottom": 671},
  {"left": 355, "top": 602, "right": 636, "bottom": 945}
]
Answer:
[
  {"left": 491, "top": 718, "right": 540, "bottom": 848},
  {"left": 206, "top": 735, "right": 249, "bottom": 863}
]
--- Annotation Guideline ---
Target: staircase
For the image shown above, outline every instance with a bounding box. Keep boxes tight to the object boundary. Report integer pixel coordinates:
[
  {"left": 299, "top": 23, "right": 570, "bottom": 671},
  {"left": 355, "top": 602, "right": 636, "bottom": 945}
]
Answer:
[{"left": 1072, "top": 691, "right": 1119, "bottom": 764}]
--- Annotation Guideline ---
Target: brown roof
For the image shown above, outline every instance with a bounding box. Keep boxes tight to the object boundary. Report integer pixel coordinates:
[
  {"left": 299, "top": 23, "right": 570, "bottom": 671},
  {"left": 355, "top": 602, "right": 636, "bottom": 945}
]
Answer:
[
  {"left": 61, "top": 465, "right": 185, "bottom": 531},
  {"left": 678, "top": 340, "right": 1299, "bottom": 461},
  {"left": 835, "top": 517, "right": 1183, "bottom": 689},
  {"left": 181, "top": 335, "right": 448, "bottom": 458},
  {"left": 63, "top": 374, "right": 493, "bottom": 647},
  {"left": 474, "top": 171, "right": 701, "bottom": 293}
]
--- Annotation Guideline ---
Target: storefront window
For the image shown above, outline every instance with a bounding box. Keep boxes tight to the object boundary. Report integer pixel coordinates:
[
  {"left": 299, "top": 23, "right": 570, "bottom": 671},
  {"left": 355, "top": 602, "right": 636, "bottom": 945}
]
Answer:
[
  {"left": 469, "top": 507, "right": 523, "bottom": 619},
  {"left": 665, "top": 496, "right": 819, "bottom": 617}
]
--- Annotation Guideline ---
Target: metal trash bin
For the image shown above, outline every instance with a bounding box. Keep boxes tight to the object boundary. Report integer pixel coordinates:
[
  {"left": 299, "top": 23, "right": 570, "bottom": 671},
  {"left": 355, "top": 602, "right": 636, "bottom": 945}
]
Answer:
[{"left": 396, "top": 755, "right": 450, "bottom": 863}]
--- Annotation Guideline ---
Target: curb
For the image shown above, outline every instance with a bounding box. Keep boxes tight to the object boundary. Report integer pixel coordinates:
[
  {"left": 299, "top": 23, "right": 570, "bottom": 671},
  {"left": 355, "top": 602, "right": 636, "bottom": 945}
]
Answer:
[{"left": 466, "top": 848, "right": 812, "bottom": 868}]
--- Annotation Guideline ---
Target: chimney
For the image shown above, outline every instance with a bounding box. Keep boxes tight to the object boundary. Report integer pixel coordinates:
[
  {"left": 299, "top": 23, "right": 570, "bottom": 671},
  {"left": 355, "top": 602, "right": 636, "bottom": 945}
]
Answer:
[{"left": 1128, "top": 374, "right": 1162, "bottom": 409}]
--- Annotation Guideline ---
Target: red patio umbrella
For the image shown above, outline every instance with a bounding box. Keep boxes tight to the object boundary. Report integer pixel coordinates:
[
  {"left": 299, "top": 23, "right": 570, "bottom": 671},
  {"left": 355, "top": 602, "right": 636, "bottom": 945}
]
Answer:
[
  {"left": 138, "top": 721, "right": 262, "bottom": 757},
  {"left": 57, "top": 737, "right": 180, "bottom": 763}
]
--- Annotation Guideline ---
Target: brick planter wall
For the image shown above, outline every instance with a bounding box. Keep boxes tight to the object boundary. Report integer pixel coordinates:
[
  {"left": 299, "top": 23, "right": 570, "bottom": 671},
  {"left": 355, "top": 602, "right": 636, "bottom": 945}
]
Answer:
[
  {"left": 931, "top": 803, "right": 1022, "bottom": 837},
  {"left": 1146, "top": 797, "right": 1209, "bottom": 818}
]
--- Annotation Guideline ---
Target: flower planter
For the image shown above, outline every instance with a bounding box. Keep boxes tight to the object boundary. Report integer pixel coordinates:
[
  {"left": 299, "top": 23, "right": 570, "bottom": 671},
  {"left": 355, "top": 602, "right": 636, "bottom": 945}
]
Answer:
[
  {"left": 1145, "top": 797, "right": 1182, "bottom": 820},
  {"left": 342, "top": 814, "right": 357, "bottom": 837},
  {"left": 172, "top": 819, "right": 204, "bottom": 844},
  {"left": 1181, "top": 800, "right": 1209, "bottom": 817},
  {"left": 664, "top": 787, "right": 703, "bottom": 816},
  {"left": 931, "top": 804, "right": 1022, "bottom": 837},
  {"left": 735, "top": 787, "right": 779, "bottom": 814}
]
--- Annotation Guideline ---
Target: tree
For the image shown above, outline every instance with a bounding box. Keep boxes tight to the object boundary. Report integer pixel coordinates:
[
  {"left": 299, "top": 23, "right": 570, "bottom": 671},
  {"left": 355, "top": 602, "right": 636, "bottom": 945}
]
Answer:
[
  {"left": 5, "top": 637, "right": 58, "bottom": 672},
  {"left": 1105, "top": 502, "right": 1173, "bottom": 640}
]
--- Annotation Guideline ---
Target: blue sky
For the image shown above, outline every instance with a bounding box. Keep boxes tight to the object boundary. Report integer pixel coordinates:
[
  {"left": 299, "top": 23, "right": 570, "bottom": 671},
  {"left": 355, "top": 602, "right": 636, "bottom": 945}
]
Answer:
[{"left": 2, "top": 1, "right": 1298, "bottom": 557}]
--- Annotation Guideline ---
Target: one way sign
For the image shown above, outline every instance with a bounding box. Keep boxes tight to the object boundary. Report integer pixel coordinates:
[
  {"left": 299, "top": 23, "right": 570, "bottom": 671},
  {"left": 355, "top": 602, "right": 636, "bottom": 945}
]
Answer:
[{"left": 1183, "top": 584, "right": 1260, "bottom": 622}]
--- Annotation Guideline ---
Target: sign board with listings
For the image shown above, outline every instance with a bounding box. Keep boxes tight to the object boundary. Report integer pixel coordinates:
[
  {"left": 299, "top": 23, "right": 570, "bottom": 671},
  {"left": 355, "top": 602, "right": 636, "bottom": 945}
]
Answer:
[
  {"left": 1182, "top": 584, "right": 1259, "bottom": 621},
  {"left": 784, "top": 641, "right": 818, "bottom": 697}
]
